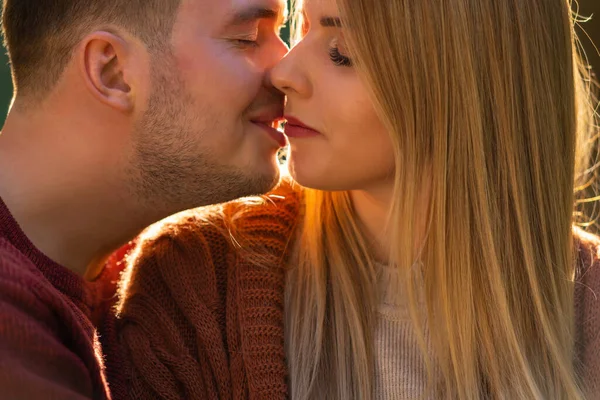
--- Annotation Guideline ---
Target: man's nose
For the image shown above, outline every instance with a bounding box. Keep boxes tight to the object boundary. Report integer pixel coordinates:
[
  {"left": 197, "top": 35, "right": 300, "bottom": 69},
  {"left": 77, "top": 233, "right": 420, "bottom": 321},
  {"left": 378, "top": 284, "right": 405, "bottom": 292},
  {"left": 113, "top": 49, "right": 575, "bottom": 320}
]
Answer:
[{"left": 263, "top": 37, "right": 290, "bottom": 87}]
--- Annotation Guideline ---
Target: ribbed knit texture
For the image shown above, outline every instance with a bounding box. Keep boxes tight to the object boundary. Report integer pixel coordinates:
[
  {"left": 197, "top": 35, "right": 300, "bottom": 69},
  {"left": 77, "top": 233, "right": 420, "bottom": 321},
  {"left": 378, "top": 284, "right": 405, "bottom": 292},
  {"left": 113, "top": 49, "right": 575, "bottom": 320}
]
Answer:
[
  {"left": 374, "top": 263, "right": 434, "bottom": 400},
  {"left": 0, "top": 196, "right": 131, "bottom": 399},
  {"left": 117, "top": 180, "right": 600, "bottom": 399},
  {"left": 574, "top": 229, "right": 600, "bottom": 397},
  {"left": 118, "top": 182, "right": 301, "bottom": 400}
]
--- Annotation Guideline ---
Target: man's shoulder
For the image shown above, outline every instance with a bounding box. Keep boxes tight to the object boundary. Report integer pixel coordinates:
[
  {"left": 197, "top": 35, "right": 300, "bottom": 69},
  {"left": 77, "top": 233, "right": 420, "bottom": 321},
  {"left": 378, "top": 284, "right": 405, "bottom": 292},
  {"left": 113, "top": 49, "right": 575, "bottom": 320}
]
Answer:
[
  {"left": 0, "top": 238, "right": 71, "bottom": 331},
  {"left": 0, "top": 239, "right": 96, "bottom": 398},
  {"left": 0, "top": 237, "right": 48, "bottom": 293}
]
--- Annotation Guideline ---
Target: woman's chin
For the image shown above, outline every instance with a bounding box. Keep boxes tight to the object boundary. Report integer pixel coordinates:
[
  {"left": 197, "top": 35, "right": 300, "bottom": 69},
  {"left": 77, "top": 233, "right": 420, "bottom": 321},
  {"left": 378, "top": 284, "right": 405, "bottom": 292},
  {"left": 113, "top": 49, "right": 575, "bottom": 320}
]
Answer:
[
  {"left": 288, "top": 160, "right": 326, "bottom": 191},
  {"left": 288, "top": 163, "right": 347, "bottom": 192}
]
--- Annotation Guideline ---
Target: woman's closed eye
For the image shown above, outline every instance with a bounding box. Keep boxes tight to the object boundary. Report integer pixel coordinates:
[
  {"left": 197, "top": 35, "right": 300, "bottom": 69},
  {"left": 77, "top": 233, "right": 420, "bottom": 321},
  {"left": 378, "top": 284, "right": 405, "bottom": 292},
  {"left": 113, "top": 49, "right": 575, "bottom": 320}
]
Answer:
[{"left": 329, "top": 39, "right": 352, "bottom": 67}]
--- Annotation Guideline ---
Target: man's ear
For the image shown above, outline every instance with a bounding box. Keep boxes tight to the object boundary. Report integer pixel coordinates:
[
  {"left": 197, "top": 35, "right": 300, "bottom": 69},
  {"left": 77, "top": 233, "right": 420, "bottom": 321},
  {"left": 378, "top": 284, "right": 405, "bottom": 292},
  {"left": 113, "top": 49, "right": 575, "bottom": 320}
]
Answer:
[{"left": 78, "top": 31, "right": 137, "bottom": 112}]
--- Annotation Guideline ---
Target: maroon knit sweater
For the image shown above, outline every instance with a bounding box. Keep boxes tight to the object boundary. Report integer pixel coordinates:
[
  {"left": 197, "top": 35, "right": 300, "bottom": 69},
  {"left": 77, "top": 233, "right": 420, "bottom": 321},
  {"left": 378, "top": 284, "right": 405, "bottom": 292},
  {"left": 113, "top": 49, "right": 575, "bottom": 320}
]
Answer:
[{"left": 0, "top": 197, "right": 130, "bottom": 399}]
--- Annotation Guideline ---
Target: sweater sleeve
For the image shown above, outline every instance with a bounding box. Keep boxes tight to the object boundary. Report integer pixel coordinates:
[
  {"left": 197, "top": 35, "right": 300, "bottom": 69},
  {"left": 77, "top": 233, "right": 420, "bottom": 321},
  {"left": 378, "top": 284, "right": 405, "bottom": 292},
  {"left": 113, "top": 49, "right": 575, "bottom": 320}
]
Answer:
[
  {"left": 0, "top": 247, "right": 94, "bottom": 399},
  {"left": 574, "top": 229, "right": 600, "bottom": 398},
  {"left": 116, "top": 213, "right": 233, "bottom": 400}
]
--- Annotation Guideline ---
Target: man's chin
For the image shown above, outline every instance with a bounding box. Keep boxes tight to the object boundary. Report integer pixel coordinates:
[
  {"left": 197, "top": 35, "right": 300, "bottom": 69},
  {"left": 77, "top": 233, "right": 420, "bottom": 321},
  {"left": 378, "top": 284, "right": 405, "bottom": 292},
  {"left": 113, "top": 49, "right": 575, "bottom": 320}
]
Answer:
[
  {"left": 204, "top": 165, "right": 282, "bottom": 206},
  {"left": 238, "top": 167, "right": 281, "bottom": 198}
]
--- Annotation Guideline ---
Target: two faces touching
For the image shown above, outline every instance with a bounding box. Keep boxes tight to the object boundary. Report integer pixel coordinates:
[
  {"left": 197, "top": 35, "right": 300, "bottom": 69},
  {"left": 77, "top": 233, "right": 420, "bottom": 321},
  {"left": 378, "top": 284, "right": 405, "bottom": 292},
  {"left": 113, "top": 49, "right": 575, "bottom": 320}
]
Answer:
[{"left": 79, "top": 0, "right": 392, "bottom": 211}]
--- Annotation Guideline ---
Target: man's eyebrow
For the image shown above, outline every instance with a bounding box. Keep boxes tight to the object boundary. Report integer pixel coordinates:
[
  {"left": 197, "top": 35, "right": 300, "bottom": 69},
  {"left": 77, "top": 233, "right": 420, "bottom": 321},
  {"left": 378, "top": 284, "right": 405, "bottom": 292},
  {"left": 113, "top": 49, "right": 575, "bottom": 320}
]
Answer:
[
  {"left": 320, "top": 16, "right": 342, "bottom": 28},
  {"left": 226, "top": 6, "right": 282, "bottom": 27}
]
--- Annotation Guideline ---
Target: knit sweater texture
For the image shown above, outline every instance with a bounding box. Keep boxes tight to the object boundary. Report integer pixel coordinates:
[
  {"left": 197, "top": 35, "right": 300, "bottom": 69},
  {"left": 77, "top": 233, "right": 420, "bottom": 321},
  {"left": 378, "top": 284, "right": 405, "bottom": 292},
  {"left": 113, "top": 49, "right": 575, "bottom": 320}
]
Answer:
[
  {"left": 0, "top": 196, "right": 131, "bottom": 399},
  {"left": 373, "top": 262, "right": 433, "bottom": 399},
  {"left": 117, "top": 180, "right": 600, "bottom": 399}
]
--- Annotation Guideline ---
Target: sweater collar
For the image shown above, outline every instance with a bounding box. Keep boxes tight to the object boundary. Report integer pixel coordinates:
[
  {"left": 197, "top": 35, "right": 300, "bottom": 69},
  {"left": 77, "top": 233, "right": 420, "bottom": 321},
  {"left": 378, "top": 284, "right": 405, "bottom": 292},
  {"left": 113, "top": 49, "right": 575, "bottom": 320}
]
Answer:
[{"left": 0, "top": 195, "right": 92, "bottom": 311}]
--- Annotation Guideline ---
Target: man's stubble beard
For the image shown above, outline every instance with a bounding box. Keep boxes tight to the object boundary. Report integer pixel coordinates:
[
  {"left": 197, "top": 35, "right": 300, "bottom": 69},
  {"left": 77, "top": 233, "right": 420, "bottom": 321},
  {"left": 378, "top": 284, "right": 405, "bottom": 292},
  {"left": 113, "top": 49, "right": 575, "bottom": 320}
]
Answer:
[{"left": 128, "top": 54, "right": 280, "bottom": 218}]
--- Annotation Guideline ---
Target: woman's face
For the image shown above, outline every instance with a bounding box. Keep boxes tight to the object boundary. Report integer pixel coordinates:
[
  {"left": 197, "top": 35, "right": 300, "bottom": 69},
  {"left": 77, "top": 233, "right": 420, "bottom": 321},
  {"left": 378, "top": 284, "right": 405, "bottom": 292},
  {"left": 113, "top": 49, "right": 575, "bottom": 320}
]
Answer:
[{"left": 271, "top": 0, "right": 395, "bottom": 192}]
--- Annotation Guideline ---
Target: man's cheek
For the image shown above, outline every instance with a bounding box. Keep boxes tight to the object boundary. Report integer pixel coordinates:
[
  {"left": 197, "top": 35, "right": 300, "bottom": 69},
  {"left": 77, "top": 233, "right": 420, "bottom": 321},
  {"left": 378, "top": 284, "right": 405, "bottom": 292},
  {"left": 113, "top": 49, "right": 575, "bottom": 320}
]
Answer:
[{"left": 215, "top": 54, "right": 264, "bottom": 95}]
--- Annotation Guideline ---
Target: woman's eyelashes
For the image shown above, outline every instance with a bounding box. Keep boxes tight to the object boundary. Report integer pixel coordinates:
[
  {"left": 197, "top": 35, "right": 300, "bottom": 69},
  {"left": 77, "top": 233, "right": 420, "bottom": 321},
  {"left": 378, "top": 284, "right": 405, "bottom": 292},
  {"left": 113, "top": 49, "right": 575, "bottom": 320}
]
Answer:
[
  {"left": 329, "top": 46, "right": 352, "bottom": 67},
  {"left": 328, "top": 38, "right": 352, "bottom": 67}
]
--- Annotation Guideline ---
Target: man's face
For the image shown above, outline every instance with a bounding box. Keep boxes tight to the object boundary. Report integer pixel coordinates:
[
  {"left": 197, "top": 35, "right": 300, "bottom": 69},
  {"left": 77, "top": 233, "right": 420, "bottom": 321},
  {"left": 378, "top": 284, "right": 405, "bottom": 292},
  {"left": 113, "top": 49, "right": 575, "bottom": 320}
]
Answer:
[{"left": 131, "top": 0, "right": 288, "bottom": 214}]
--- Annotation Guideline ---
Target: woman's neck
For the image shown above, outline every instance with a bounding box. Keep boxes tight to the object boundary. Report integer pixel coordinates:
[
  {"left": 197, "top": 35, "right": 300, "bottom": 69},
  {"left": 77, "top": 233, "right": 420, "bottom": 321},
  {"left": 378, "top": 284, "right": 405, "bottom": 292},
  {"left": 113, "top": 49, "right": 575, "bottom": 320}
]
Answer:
[
  {"left": 350, "top": 177, "right": 432, "bottom": 265},
  {"left": 350, "top": 183, "right": 394, "bottom": 264}
]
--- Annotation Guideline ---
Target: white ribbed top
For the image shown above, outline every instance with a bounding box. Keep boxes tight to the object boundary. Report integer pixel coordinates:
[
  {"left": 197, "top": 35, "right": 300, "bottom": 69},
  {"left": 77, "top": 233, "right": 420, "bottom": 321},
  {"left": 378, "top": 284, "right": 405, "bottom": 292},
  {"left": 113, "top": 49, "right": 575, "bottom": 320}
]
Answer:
[{"left": 373, "top": 263, "right": 436, "bottom": 400}]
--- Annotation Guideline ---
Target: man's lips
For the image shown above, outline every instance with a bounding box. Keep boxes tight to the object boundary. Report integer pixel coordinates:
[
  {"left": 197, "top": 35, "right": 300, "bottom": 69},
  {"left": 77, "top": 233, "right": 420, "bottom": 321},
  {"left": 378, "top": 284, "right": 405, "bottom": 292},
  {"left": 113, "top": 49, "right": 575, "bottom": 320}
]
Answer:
[
  {"left": 251, "top": 119, "right": 288, "bottom": 147},
  {"left": 283, "top": 116, "right": 321, "bottom": 138}
]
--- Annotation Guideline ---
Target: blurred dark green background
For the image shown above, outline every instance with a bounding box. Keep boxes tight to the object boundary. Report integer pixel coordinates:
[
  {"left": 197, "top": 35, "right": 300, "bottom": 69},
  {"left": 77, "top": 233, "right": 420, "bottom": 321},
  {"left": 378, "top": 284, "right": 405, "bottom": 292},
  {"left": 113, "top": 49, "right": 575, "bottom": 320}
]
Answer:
[
  {"left": 0, "top": 1, "right": 598, "bottom": 128},
  {"left": 0, "top": 42, "right": 10, "bottom": 126}
]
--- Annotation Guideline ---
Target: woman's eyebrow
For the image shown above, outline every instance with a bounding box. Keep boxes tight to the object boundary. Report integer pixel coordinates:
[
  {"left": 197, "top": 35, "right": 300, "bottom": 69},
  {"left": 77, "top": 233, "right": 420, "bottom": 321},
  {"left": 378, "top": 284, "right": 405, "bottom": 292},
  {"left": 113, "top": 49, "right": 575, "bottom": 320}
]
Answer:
[{"left": 320, "top": 16, "right": 342, "bottom": 28}]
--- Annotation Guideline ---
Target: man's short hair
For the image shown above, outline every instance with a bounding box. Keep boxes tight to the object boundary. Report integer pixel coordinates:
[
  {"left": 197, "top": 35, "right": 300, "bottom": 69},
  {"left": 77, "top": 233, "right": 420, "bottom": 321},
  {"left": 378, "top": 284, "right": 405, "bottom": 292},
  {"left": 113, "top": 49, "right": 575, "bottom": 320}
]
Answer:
[{"left": 2, "top": 0, "right": 181, "bottom": 100}]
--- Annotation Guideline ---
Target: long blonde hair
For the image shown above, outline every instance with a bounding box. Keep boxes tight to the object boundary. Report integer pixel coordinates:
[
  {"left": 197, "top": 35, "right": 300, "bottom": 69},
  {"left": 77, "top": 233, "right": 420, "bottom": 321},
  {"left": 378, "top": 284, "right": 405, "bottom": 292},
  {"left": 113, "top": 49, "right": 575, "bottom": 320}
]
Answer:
[{"left": 284, "top": 0, "right": 598, "bottom": 399}]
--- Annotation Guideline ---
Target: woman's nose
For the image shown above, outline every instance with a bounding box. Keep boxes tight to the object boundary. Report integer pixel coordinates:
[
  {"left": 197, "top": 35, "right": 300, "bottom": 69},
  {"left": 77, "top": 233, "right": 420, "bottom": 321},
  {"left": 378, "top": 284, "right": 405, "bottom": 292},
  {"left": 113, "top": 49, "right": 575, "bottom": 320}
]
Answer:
[{"left": 269, "top": 44, "right": 311, "bottom": 98}]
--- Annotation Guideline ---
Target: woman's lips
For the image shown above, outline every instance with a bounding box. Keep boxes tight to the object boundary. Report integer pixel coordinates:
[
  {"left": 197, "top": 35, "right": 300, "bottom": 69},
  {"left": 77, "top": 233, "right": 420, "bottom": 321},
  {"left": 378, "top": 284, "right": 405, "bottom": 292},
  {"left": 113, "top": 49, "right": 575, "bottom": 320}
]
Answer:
[{"left": 283, "top": 116, "right": 321, "bottom": 138}]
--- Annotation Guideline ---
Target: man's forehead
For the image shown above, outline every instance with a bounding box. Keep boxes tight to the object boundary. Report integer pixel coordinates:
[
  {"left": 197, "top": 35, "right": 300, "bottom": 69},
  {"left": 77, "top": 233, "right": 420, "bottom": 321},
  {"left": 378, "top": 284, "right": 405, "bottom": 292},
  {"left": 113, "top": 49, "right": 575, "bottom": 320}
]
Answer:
[
  {"left": 199, "top": 0, "right": 286, "bottom": 21},
  {"left": 180, "top": 0, "right": 287, "bottom": 32}
]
